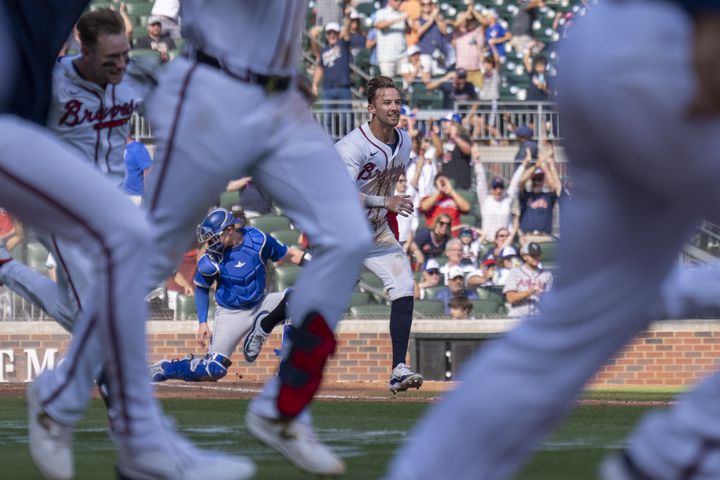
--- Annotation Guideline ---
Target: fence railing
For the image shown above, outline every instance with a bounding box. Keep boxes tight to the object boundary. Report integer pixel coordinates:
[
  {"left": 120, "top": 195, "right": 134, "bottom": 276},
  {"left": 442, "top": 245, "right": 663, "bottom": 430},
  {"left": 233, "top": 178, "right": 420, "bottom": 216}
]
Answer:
[{"left": 131, "top": 101, "right": 562, "bottom": 142}]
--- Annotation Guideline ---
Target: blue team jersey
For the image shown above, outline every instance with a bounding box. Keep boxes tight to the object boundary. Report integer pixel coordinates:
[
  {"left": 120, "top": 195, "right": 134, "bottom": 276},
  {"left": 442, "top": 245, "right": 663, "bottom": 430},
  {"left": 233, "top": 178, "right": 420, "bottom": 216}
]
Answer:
[{"left": 193, "top": 227, "right": 288, "bottom": 310}]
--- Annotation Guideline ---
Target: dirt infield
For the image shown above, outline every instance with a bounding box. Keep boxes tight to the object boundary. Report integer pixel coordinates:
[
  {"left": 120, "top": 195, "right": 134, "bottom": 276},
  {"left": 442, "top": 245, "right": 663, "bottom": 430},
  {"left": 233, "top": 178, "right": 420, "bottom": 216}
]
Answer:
[{"left": 0, "top": 380, "right": 452, "bottom": 402}]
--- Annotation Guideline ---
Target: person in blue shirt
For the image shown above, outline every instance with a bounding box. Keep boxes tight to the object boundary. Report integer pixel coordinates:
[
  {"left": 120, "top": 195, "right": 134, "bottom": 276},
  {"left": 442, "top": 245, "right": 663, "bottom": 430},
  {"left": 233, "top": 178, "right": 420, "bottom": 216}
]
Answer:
[
  {"left": 151, "top": 208, "right": 309, "bottom": 382},
  {"left": 122, "top": 134, "right": 153, "bottom": 205},
  {"left": 483, "top": 9, "right": 512, "bottom": 60}
]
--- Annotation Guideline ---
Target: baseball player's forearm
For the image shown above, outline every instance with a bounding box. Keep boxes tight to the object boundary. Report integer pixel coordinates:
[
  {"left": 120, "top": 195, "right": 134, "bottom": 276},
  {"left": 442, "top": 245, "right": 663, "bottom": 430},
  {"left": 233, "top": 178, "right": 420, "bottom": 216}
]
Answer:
[
  {"left": 361, "top": 193, "right": 387, "bottom": 208},
  {"left": 195, "top": 287, "right": 210, "bottom": 323}
]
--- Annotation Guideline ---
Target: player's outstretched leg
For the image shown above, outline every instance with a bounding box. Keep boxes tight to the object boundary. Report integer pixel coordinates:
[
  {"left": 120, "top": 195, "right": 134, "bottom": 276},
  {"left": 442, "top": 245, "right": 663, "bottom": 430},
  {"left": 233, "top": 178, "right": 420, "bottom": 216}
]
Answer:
[
  {"left": 246, "top": 311, "right": 344, "bottom": 476},
  {"left": 150, "top": 353, "right": 231, "bottom": 382},
  {"left": 244, "top": 290, "right": 290, "bottom": 363}
]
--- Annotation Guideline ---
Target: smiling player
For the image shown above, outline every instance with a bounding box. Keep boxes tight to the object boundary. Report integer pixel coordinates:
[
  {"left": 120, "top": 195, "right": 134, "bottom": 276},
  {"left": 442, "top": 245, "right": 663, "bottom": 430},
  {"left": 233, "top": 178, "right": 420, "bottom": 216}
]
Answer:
[{"left": 335, "top": 76, "right": 423, "bottom": 394}]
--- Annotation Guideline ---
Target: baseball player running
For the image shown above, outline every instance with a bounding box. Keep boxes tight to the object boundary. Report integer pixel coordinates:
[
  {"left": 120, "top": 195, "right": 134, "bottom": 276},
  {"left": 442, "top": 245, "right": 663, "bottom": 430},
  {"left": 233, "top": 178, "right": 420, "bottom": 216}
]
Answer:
[
  {"left": 141, "top": 0, "right": 372, "bottom": 476},
  {"left": 150, "top": 208, "right": 307, "bottom": 382},
  {"left": 335, "top": 76, "right": 423, "bottom": 393},
  {"left": 0, "top": 8, "right": 148, "bottom": 330},
  {"left": 0, "top": 9, "right": 150, "bottom": 414},
  {"left": 0, "top": 3, "right": 253, "bottom": 480},
  {"left": 387, "top": 2, "right": 720, "bottom": 480}
]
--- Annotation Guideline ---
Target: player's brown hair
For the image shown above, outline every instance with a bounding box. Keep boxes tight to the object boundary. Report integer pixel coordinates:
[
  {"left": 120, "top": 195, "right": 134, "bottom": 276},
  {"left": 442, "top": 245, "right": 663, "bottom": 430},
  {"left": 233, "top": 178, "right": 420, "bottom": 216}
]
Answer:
[
  {"left": 76, "top": 9, "right": 126, "bottom": 49},
  {"left": 366, "top": 76, "right": 401, "bottom": 104}
]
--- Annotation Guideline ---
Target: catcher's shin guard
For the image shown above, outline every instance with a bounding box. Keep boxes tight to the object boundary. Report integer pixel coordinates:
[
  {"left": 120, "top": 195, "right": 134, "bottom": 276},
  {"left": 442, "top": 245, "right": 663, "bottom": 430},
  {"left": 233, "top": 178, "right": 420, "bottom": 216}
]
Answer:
[
  {"left": 276, "top": 312, "right": 336, "bottom": 418},
  {"left": 163, "top": 353, "right": 232, "bottom": 382}
]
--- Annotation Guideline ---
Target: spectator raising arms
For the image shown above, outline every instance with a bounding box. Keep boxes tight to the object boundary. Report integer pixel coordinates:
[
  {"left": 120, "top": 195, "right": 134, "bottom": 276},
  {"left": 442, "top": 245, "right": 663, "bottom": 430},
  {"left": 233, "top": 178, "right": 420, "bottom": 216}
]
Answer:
[
  {"left": 483, "top": 9, "right": 512, "bottom": 60},
  {"left": 374, "top": 0, "right": 408, "bottom": 77},
  {"left": 518, "top": 150, "right": 562, "bottom": 242},
  {"left": 474, "top": 155, "right": 527, "bottom": 241},
  {"left": 452, "top": 2, "right": 485, "bottom": 90},
  {"left": 406, "top": 135, "right": 439, "bottom": 201},
  {"left": 430, "top": 113, "right": 474, "bottom": 189},
  {"left": 419, "top": 173, "right": 471, "bottom": 232},
  {"left": 412, "top": 0, "right": 448, "bottom": 74}
]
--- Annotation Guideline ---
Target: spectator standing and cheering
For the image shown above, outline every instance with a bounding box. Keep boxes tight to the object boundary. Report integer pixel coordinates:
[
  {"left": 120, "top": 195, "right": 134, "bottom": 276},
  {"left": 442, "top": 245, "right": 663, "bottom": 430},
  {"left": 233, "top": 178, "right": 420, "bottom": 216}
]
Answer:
[
  {"left": 407, "top": 135, "right": 440, "bottom": 200},
  {"left": 518, "top": 153, "right": 562, "bottom": 242},
  {"left": 412, "top": 0, "right": 448, "bottom": 74},
  {"left": 348, "top": 11, "right": 367, "bottom": 56},
  {"left": 429, "top": 113, "right": 474, "bottom": 189},
  {"left": 133, "top": 15, "right": 176, "bottom": 63},
  {"left": 452, "top": 1, "right": 485, "bottom": 89},
  {"left": 426, "top": 69, "right": 478, "bottom": 111},
  {"left": 509, "top": 0, "right": 544, "bottom": 56},
  {"left": 374, "top": 0, "right": 408, "bottom": 77},
  {"left": 503, "top": 242, "right": 553, "bottom": 318},
  {"left": 474, "top": 156, "right": 527, "bottom": 241},
  {"left": 419, "top": 172, "right": 471, "bottom": 232},
  {"left": 312, "top": 18, "right": 354, "bottom": 136},
  {"left": 483, "top": 9, "right": 512, "bottom": 61},
  {"left": 524, "top": 51, "right": 550, "bottom": 101},
  {"left": 150, "top": 0, "right": 181, "bottom": 39}
]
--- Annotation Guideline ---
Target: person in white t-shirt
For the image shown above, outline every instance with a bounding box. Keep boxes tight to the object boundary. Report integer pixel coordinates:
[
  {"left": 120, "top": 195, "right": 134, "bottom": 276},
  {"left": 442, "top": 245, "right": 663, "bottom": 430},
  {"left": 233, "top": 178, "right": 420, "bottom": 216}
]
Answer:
[
  {"left": 474, "top": 156, "right": 527, "bottom": 241},
  {"left": 374, "top": 0, "right": 408, "bottom": 76}
]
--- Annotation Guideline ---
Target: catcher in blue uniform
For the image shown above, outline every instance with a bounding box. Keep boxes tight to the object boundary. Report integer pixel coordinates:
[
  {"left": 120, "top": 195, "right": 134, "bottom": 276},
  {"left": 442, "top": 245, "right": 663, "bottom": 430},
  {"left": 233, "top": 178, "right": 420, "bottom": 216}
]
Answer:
[{"left": 151, "top": 208, "right": 308, "bottom": 382}]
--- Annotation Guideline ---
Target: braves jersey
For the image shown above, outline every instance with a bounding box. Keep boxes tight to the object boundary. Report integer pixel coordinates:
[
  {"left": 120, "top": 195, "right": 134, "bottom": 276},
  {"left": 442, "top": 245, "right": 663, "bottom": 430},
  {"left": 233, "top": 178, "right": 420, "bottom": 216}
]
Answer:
[
  {"left": 503, "top": 264, "right": 553, "bottom": 318},
  {"left": 336, "top": 122, "right": 412, "bottom": 234},
  {"left": 181, "top": 0, "right": 308, "bottom": 77},
  {"left": 46, "top": 55, "right": 145, "bottom": 186},
  {"left": 193, "top": 227, "right": 288, "bottom": 310}
]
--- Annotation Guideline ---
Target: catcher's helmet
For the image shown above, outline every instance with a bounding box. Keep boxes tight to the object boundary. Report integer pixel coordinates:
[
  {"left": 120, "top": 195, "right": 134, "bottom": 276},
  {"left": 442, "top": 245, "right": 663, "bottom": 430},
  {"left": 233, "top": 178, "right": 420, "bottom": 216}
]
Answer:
[{"left": 196, "top": 208, "right": 245, "bottom": 254}]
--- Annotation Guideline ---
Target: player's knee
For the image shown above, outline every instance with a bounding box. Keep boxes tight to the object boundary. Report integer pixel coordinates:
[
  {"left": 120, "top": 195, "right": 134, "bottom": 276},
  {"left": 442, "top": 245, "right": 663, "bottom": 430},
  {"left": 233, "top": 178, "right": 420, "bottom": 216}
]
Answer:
[{"left": 205, "top": 352, "right": 232, "bottom": 380}]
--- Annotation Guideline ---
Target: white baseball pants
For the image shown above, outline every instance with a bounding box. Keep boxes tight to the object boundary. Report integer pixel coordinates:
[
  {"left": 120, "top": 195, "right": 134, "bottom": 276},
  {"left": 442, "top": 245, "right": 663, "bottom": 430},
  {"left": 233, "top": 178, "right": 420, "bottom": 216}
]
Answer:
[
  {"left": 387, "top": 2, "right": 720, "bottom": 479},
  {"left": 0, "top": 117, "right": 166, "bottom": 452}
]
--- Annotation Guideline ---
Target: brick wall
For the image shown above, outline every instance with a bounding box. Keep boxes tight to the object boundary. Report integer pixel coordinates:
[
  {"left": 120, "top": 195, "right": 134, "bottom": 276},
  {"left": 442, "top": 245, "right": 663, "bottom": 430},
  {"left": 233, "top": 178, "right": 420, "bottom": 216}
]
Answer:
[{"left": 1, "top": 319, "right": 719, "bottom": 386}]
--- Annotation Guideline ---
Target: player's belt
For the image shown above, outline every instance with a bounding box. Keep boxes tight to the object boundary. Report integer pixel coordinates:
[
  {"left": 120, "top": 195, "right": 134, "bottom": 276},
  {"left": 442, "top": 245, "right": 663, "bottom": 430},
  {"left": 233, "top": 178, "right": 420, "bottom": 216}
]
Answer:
[{"left": 192, "top": 50, "right": 291, "bottom": 94}]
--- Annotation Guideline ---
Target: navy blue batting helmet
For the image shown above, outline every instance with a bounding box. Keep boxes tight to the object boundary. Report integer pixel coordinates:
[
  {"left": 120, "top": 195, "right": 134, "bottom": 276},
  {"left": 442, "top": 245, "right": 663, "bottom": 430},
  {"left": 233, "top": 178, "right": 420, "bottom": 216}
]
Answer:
[{"left": 196, "top": 208, "right": 244, "bottom": 254}]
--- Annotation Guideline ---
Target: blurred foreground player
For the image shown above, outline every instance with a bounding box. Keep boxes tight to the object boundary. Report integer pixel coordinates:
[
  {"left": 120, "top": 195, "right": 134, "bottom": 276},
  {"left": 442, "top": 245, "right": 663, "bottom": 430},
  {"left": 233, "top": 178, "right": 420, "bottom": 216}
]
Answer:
[
  {"left": 387, "top": 2, "right": 720, "bottom": 480},
  {"left": 0, "top": 3, "right": 253, "bottom": 480},
  {"left": 143, "top": 0, "right": 372, "bottom": 475}
]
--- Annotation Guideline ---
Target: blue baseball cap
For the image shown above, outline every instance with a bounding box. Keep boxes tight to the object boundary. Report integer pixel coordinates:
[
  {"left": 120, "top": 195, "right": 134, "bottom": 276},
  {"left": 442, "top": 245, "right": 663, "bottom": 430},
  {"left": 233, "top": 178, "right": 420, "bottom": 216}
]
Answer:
[
  {"left": 514, "top": 126, "right": 534, "bottom": 138},
  {"left": 442, "top": 112, "right": 462, "bottom": 123}
]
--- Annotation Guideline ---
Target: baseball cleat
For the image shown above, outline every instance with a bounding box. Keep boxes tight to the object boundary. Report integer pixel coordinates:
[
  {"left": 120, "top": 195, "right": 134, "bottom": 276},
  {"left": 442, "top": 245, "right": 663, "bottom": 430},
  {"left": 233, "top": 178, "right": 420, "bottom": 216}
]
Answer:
[
  {"left": 389, "top": 363, "right": 424, "bottom": 394},
  {"left": 243, "top": 317, "right": 270, "bottom": 363},
  {"left": 27, "top": 382, "right": 74, "bottom": 480},
  {"left": 246, "top": 409, "right": 345, "bottom": 476},
  {"left": 116, "top": 428, "right": 255, "bottom": 480},
  {"left": 149, "top": 359, "right": 170, "bottom": 382}
]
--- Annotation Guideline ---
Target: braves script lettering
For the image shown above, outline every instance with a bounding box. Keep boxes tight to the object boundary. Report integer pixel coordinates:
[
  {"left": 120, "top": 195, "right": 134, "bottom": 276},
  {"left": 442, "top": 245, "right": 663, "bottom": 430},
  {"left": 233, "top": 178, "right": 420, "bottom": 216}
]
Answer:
[{"left": 59, "top": 99, "right": 137, "bottom": 129}]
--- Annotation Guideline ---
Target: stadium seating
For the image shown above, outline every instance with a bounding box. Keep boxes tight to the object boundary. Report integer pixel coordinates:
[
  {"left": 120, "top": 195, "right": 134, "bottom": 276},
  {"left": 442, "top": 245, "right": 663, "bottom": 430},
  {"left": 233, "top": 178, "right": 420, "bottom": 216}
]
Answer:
[
  {"left": 471, "top": 299, "right": 506, "bottom": 316},
  {"left": 270, "top": 230, "right": 301, "bottom": 246},
  {"left": 359, "top": 271, "right": 385, "bottom": 292},
  {"left": 349, "top": 304, "right": 392, "bottom": 319},
  {"left": 218, "top": 191, "right": 241, "bottom": 210},
  {"left": 475, "top": 287, "right": 505, "bottom": 303},
  {"left": 248, "top": 215, "right": 291, "bottom": 232},
  {"left": 413, "top": 300, "right": 446, "bottom": 318},
  {"left": 349, "top": 291, "right": 374, "bottom": 307},
  {"left": 274, "top": 265, "right": 302, "bottom": 292}
]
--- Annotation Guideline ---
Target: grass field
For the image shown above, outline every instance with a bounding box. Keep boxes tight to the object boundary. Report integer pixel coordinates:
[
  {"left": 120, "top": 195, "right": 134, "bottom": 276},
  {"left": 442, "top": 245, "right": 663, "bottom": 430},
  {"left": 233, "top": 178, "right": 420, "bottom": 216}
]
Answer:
[{"left": 0, "top": 390, "right": 680, "bottom": 479}]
